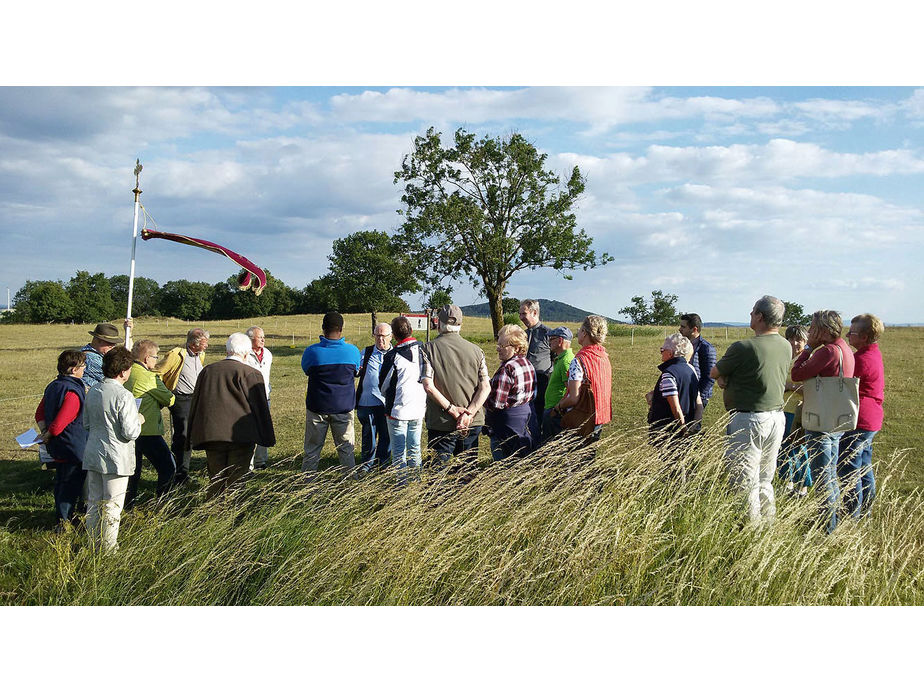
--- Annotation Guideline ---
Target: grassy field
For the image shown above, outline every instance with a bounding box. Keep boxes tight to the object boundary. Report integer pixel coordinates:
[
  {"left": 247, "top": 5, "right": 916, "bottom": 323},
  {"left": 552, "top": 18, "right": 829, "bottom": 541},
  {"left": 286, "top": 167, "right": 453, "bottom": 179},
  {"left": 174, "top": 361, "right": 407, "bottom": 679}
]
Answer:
[{"left": 0, "top": 314, "right": 921, "bottom": 605}]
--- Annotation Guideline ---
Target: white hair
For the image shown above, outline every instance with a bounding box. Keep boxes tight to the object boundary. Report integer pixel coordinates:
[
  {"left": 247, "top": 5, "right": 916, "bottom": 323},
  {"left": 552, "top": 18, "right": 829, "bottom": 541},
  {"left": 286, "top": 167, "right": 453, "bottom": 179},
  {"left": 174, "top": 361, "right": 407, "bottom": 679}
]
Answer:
[
  {"left": 662, "top": 333, "right": 693, "bottom": 360},
  {"left": 246, "top": 325, "right": 263, "bottom": 339},
  {"left": 226, "top": 332, "right": 252, "bottom": 356},
  {"left": 373, "top": 322, "right": 392, "bottom": 335}
]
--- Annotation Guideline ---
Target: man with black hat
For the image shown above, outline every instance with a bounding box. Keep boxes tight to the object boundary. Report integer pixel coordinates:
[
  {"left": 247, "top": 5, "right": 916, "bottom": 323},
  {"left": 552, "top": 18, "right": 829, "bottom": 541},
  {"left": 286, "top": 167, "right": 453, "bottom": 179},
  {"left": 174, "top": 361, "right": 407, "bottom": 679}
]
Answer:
[
  {"left": 82, "top": 323, "right": 126, "bottom": 390},
  {"left": 301, "top": 311, "right": 362, "bottom": 476},
  {"left": 421, "top": 305, "right": 490, "bottom": 466}
]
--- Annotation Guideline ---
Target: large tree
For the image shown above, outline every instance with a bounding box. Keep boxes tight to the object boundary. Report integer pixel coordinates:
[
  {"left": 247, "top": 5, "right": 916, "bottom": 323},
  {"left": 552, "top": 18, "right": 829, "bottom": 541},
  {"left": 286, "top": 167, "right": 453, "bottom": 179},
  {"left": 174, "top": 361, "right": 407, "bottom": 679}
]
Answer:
[
  {"left": 9, "top": 280, "right": 73, "bottom": 323},
  {"left": 394, "top": 127, "right": 612, "bottom": 335},
  {"left": 322, "top": 229, "right": 419, "bottom": 323},
  {"left": 209, "top": 269, "right": 297, "bottom": 319},
  {"left": 109, "top": 274, "right": 161, "bottom": 317},
  {"left": 67, "top": 271, "right": 116, "bottom": 324},
  {"left": 158, "top": 280, "right": 214, "bottom": 321}
]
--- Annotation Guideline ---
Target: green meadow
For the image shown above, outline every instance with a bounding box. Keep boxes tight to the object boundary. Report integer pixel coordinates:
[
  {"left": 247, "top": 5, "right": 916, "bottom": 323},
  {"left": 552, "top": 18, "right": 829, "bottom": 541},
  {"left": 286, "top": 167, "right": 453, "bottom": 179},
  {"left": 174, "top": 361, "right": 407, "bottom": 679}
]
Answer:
[{"left": 0, "top": 315, "right": 921, "bottom": 605}]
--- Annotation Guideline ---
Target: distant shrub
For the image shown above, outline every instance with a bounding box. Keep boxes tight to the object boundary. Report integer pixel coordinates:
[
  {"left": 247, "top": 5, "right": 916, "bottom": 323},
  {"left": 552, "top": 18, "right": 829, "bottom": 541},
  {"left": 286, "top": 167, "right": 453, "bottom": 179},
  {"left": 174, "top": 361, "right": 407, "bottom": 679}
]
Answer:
[{"left": 503, "top": 313, "right": 522, "bottom": 327}]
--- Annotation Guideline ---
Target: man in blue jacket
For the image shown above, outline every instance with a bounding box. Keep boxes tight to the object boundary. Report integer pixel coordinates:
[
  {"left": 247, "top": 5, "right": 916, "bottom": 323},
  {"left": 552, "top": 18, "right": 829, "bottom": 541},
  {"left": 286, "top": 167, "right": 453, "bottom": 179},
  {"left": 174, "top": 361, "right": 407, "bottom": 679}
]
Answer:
[
  {"left": 679, "top": 313, "right": 717, "bottom": 409},
  {"left": 301, "top": 312, "right": 362, "bottom": 475}
]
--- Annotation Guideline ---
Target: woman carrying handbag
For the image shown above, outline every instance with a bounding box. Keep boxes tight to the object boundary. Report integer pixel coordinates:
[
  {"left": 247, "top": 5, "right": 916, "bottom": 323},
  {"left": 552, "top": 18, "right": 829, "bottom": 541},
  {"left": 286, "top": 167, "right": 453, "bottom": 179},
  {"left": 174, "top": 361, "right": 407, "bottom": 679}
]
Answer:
[{"left": 791, "top": 310, "right": 856, "bottom": 534}]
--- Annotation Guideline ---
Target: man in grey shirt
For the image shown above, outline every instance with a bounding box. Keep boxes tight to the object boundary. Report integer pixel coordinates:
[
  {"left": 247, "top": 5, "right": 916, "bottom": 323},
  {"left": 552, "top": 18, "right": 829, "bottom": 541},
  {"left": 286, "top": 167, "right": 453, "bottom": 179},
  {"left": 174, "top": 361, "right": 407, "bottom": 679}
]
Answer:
[
  {"left": 519, "top": 299, "right": 551, "bottom": 439},
  {"left": 156, "top": 328, "right": 209, "bottom": 484}
]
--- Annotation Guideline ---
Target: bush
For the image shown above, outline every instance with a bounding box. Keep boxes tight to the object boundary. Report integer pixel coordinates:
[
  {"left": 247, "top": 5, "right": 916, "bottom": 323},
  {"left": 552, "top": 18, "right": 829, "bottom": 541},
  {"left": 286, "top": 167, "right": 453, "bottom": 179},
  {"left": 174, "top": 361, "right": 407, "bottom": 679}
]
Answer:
[{"left": 503, "top": 313, "right": 522, "bottom": 326}]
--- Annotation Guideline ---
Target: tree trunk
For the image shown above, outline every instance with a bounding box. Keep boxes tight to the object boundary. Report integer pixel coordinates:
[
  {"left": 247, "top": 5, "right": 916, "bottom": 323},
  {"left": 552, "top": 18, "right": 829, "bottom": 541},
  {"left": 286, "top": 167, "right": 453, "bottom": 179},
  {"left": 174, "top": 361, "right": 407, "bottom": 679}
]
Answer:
[
  {"left": 371, "top": 311, "right": 377, "bottom": 336},
  {"left": 485, "top": 283, "right": 505, "bottom": 338}
]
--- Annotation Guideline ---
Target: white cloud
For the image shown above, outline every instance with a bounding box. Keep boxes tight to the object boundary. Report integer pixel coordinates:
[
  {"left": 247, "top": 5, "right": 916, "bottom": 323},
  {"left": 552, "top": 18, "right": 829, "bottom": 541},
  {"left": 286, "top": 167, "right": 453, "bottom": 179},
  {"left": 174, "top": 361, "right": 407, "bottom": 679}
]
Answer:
[{"left": 555, "top": 139, "right": 924, "bottom": 192}]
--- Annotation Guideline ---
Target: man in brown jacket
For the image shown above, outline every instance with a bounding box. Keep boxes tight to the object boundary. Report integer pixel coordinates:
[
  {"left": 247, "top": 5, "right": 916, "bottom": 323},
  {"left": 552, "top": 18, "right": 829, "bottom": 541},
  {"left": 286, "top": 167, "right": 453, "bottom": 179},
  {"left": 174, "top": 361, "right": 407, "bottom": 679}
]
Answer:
[{"left": 187, "top": 332, "right": 275, "bottom": 499}]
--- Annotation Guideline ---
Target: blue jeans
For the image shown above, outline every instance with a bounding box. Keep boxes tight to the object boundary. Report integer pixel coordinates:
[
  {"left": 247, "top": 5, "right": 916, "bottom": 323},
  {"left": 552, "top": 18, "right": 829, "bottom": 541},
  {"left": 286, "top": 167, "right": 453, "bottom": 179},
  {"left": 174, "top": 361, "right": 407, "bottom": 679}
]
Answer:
[
  {"left": 356, "top": 404, "right": 390, "bottom": 471},
  {"left": 387, "top": 418, "right": 423, "bottom": 484},
  {"left": 805, "top": 430, "right": 844, "bottom": 534},
  {"left": 838, "top": 429, "right": 877, "bottom": 518},
  {"left": 778, "top": 412, "right": 812, "bottom": 487}
]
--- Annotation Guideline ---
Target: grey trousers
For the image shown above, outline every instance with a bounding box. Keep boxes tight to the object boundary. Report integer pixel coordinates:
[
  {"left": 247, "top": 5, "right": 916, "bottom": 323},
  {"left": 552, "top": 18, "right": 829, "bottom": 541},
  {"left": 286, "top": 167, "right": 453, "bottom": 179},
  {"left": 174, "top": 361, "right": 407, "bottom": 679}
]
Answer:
[{"left": 302, "top": 409, "right": 355, "bottom": 474}]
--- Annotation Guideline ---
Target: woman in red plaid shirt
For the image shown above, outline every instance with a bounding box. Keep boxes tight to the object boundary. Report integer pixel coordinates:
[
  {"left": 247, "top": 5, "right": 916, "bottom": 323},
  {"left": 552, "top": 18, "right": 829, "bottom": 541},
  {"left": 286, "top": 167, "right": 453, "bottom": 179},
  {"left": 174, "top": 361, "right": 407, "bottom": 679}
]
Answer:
[{"left": 484, "top": 324, "right": 537, "bottom": 461}]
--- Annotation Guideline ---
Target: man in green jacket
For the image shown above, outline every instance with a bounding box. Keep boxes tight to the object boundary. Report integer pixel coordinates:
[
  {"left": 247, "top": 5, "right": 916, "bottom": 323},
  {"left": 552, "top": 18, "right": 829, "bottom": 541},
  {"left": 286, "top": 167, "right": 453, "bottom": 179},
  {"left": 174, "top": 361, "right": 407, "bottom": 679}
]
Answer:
[
  {"left": 125, "top": 339, "right": 176, "bottom": 508},
  {"left": 541, "top": 326, "right": 575, "bottom": 442}
]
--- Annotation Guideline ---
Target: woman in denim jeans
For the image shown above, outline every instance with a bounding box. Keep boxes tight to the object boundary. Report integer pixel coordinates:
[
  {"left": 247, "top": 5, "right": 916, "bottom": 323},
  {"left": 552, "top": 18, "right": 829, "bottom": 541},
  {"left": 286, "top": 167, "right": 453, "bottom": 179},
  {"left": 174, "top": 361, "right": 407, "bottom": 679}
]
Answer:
[
  {"left": 837, "top": 314, "right": 885, "bottom": 519},
  {"left": 379, "top": 317, "right": 428, "bottom": 484},
  {"left": 791, "top": 310, "right": 855, "bottom": 533}
]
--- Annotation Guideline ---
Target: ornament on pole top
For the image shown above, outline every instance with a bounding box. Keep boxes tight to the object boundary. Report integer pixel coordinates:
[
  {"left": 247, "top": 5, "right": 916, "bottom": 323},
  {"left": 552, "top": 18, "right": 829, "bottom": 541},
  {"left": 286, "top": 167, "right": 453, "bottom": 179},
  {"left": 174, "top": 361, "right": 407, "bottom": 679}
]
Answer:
[{"left": 133, "top": 158, "right": 143, "bottom": 199}]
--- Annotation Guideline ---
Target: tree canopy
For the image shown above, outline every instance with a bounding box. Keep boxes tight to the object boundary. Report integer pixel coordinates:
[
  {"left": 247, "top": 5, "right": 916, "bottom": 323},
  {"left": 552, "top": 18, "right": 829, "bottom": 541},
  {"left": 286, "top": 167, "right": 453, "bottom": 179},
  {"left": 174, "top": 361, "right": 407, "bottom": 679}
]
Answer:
[
  {"left": 394, "top": 127, "right": 612, "bottom": 335},
  {"left": 783, "top": 301, "right": 809, "bottom": 326},
  {"left": 620, "top": 290, "right": 679, "bottom": 326},
  {"left": 321, "top": 230, "right": 418, "bottom": 315}
]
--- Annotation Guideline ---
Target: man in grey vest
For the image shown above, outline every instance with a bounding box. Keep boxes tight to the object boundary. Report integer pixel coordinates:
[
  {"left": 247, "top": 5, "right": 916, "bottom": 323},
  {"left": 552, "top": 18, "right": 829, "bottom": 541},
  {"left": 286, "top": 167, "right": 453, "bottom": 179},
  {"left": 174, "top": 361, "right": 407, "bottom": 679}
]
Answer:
[{"left": 421, "top": 305, "right": 490, "bottom": 467}]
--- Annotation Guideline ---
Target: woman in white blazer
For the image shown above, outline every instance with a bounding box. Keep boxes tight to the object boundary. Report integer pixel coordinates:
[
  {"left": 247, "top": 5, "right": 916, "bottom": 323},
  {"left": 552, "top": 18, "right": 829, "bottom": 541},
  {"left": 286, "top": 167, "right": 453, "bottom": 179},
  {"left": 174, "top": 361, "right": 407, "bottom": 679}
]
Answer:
[{"left": 83, "top": 346, "right": 144, "bottom": 552}]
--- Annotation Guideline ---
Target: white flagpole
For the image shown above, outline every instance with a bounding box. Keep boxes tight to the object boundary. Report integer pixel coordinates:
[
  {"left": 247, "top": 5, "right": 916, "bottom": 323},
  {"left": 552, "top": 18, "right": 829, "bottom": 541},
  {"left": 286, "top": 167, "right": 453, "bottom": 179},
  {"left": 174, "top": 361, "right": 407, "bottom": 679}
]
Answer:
[{"left": 125, "top": 159, "right": 143, "bottom": 348}]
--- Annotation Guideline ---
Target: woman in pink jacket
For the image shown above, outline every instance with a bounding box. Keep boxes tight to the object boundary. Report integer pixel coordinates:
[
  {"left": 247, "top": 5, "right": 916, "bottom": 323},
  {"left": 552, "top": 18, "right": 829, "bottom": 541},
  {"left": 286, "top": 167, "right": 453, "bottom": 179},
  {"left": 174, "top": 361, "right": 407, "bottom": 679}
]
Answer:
[
  {"left": 790, "top": 310, "right": 854, "bottom": 534},
  {"left": 837, "top": 313, "right": 885, "bottom": 520}
]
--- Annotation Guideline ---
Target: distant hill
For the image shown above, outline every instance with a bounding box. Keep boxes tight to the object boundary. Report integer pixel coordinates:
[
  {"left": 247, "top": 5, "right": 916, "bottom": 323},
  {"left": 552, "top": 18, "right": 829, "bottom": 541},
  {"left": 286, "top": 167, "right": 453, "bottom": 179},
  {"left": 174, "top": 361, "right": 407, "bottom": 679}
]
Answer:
[{"left": 458, "top": 299, "right": 619, "bottom": 324}]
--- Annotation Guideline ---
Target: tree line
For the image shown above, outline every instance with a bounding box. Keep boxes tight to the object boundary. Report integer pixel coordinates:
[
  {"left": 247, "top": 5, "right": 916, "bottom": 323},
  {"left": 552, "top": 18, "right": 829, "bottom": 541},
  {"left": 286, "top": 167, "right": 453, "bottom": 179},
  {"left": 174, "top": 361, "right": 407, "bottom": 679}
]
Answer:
[
  {"left": 619, "top": 290, "right": 809, "bottom": 327},
  {"left": 4, "top": 252, "right": 420, "bottom": 325}
]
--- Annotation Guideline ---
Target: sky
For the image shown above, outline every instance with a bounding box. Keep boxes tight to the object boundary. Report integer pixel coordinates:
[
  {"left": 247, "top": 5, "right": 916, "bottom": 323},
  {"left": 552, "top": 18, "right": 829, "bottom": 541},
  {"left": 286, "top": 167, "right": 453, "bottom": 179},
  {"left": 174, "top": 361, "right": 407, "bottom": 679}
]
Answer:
[{"left": 2, "top": 85, "right": 922, "bottom": 323}]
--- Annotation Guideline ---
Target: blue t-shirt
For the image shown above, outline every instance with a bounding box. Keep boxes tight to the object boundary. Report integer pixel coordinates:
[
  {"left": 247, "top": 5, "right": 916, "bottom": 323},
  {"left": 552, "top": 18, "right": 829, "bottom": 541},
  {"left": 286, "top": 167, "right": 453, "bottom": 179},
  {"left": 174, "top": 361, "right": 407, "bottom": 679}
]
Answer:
[{"left": 301, "top": 336, "right": 362, "bottom": 414}]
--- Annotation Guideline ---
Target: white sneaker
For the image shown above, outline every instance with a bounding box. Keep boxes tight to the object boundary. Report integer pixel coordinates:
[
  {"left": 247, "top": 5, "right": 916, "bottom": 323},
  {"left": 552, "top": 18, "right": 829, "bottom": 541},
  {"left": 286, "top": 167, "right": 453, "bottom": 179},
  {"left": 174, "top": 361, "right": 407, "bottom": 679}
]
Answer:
[
  {"left": 785, "top": 481, "right": 795, "bottom": 494},
  {"left": 798, "top": 486, "right": 808, "bottom": 497}
]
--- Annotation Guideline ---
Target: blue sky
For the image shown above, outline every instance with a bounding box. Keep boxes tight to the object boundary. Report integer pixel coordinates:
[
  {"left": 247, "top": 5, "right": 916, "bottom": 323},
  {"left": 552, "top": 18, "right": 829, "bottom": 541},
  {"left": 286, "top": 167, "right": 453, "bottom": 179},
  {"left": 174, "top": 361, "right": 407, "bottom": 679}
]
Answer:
[{"left": 1, "top": 85, "right": 922, "bottom": 323}]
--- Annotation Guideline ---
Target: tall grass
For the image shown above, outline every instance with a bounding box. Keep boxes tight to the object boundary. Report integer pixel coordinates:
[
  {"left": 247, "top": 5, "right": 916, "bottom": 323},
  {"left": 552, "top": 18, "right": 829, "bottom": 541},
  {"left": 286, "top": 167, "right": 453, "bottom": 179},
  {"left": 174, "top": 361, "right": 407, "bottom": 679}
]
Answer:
[{"left": 9, "top": 424, "right": 922, "bottom": 606}]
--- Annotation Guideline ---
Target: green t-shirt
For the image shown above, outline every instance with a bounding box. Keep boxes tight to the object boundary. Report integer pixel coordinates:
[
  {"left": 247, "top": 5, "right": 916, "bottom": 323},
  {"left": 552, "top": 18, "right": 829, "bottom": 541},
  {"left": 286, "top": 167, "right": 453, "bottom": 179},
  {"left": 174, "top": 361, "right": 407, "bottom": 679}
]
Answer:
[
  {"left": 715, "top": 333, "right": 791, "bottom": 412},
  {"left": 544, "top": 348, "right": 575, "bottom": 409}
]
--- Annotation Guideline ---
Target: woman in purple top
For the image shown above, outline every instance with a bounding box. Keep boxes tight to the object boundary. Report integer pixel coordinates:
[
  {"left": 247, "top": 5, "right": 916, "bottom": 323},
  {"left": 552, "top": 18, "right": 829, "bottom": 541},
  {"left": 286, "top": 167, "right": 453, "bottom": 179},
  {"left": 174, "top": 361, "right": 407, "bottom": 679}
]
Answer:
[
  {"left": 837, "top": 313, "right": 885, "bottom": 519},
  {"left": 791, "top": 309, "right": 855, "bottom": 533}
]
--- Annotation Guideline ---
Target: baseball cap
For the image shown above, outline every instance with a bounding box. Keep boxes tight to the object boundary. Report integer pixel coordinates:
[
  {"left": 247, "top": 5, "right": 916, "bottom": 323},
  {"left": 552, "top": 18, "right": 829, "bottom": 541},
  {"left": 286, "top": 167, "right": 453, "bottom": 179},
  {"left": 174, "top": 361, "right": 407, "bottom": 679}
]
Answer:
[
  {"left": 549, "top": 326, "right": 573, "bottom": 340},
  {"left": 437, "top": 305, "right": 463, "bottom": 326}
]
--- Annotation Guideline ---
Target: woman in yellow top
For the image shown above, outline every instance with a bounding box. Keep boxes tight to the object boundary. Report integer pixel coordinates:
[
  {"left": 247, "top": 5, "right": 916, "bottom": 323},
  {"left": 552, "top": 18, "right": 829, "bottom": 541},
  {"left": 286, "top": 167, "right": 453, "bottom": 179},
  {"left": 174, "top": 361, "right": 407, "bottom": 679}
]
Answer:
[
  {"left": 124, "top": 339, "right": 177, "bottom": 508},
  {"left": 778, "top": 325, "right": 812, "bottom": 496}
]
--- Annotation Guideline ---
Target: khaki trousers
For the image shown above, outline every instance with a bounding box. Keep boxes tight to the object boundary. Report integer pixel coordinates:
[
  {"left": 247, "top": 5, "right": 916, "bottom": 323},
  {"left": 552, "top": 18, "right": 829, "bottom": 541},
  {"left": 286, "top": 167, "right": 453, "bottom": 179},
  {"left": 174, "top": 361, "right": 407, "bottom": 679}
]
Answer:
[{"left": 302, "top": 410, "right": 355, "bottom": 474}]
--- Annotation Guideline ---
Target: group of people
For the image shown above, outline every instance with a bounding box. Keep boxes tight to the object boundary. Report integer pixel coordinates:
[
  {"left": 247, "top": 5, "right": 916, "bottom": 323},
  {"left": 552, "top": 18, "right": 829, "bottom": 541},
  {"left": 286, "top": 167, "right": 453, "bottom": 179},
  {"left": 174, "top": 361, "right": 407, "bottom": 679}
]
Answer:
[
  {"left": 33, "top": 294, "right": 884, "bottom": 550},
  {"left": 300, "top": 303, "right": 614, "bottom": 482},
  {"left": 36, "top": 323, "right": 275, "bottom": 551},
  {"left": 707, "top": 297, "right": 884, "bottom": 534}
]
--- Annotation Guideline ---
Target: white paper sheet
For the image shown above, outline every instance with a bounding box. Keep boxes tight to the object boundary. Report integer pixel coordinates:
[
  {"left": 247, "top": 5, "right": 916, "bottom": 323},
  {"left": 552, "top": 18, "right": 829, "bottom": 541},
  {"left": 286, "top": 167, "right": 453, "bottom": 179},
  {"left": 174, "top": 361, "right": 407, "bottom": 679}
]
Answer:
[{"left": 16, "top": 429, "right": 41, "bottom": 448}]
